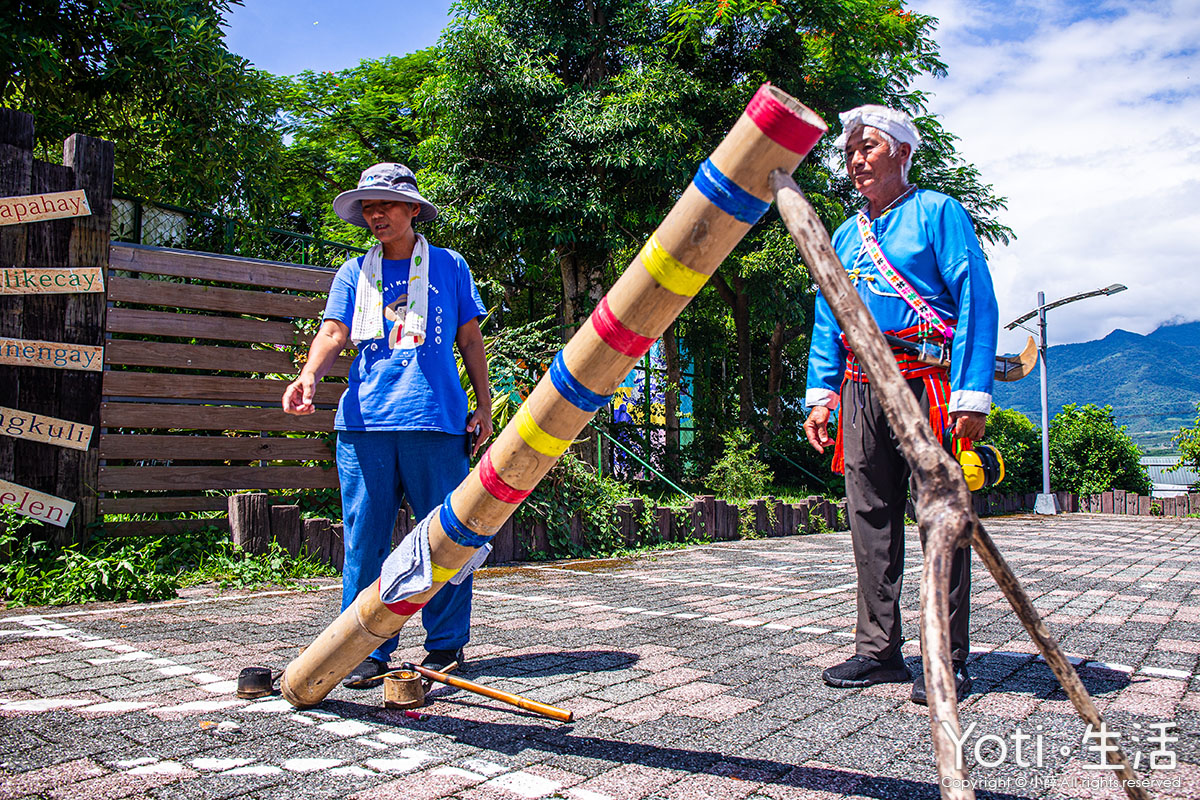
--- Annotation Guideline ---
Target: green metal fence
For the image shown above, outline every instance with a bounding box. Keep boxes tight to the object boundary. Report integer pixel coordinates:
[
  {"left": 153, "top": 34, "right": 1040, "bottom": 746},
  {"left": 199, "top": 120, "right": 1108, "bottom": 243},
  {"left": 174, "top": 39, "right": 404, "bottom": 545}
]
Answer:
[{"left": 111, "top": 194, "right": 367, "bottom": 267}]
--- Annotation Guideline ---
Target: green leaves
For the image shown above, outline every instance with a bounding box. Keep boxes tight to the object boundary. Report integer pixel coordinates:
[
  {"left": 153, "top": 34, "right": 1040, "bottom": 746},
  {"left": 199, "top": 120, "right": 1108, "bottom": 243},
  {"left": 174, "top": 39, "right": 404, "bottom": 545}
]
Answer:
[
  {"left": 1173, "top": 402, "right": 1200, "bottom": 486},
  {"left": 1048, "top": 403, "right": 1150, "bottom": 496},
  {"left": 0, "top": 514, "right": 336, "bottom": 608},
  {"left": 704, "top": 427, "right": 774, "bottom": 500},
  {"left": 4, "top": 0, "right": 285, "bottom": 220},
  {"left": 982, "top": 404, "right": 1043, "bottom": 496}
]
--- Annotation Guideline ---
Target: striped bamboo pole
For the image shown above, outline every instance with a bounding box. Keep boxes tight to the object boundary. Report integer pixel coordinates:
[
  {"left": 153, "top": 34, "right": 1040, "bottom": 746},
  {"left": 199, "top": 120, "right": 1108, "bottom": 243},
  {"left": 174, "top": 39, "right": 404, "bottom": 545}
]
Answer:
[{"left": 281, "top": 84, "right": 827, "bottom": 708}]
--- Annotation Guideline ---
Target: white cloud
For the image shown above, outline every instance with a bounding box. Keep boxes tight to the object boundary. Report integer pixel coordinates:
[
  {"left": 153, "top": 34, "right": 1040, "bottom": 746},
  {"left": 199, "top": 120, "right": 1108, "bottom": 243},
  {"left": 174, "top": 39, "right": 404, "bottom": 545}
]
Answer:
[{"left": 908, "top": 0, "right": 1200, "bottom": 350}]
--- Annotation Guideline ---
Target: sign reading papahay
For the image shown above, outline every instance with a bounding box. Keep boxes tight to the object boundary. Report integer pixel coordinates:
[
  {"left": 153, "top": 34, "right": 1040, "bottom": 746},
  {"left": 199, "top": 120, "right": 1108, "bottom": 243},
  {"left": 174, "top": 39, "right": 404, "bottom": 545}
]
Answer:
[
  {"left": 0, "top": 189, "right": 91, "bottom": 226},
  {"left": 0, "top": 479, "right": 76, "bottom": 527}
]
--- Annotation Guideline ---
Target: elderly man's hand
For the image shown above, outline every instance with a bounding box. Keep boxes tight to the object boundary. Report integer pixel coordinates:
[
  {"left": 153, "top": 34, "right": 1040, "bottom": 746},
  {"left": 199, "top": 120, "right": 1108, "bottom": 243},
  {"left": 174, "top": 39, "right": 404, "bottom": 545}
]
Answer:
[
  {"left": 950, "top": 410, "right": 986, "bottom": 442},
  {"left": 804, "top": 406, "right": 834, "bottom": 453}
]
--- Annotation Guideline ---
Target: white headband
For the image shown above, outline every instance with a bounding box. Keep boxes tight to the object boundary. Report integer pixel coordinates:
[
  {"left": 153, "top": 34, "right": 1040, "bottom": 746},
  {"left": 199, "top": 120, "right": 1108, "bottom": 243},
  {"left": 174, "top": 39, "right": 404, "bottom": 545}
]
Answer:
[{"left": 833, "top": 105, "right": 921, "bottom": 152}]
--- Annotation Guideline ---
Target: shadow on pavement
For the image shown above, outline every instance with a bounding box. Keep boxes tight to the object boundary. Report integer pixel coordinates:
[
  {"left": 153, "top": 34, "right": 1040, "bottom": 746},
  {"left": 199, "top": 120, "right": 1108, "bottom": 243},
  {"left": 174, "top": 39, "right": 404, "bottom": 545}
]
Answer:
[
  {"left": 460, "top": 650, "right": 641, "bottom": 679},
  {"left": 314, "top": 697, "right": 1033, "bottom": 800},
  {"left": 909, "top": 652, "right": 1133, "bottom": 699}
]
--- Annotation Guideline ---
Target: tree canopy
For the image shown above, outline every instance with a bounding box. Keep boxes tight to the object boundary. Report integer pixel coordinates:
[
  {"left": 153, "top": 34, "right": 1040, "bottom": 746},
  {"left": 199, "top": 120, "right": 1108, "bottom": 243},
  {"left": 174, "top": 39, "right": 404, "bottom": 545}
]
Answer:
[{"left": 4, "top": 0, "right": 284, "bottom": 218}]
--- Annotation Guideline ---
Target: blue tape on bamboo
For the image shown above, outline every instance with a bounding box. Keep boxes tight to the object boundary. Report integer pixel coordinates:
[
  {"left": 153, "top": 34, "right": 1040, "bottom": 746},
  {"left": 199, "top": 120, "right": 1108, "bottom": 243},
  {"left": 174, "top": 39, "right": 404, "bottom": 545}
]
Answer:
[
  {"left": 549, "top": 352, "right": 612, "bottom": 413},
  {"left": 693, "top": 159, "right": 770, "bottom": 224},
  {"left": 439, "top": 496, "right": 491, "bottom": 548}
]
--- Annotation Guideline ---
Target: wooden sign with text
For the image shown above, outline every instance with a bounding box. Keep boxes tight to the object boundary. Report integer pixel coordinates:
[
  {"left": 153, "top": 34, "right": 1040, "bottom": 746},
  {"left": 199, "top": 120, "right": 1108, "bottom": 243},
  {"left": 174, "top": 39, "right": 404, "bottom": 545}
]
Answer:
[
  {"left": 0, "top": 479, "right": 76, "bottom": 527},
  {"left": 0, "top": 267, "right": 104, "bottom": 295},
  {"left": 0, "top": 189, "right": 90, "bottom": 226},
  {"left": 0, "top": 406, "right": 93, "bottom": 451},
  {"left": 0, "top": 336, "right": 104, "bottom": 372}
]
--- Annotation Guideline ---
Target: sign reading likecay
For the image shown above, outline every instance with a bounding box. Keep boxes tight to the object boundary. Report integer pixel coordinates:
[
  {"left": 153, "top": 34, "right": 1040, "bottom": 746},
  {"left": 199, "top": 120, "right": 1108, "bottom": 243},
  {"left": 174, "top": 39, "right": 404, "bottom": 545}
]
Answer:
[
  {"left": 0, "top": 189, "right": 91, "bottom": 226},
  {"left": 0, "top": 267, "right": 104, "bottom": 295},
  {"left": 0, "top": 478, "right": 76, "bottom": 527},
  {"left": 0, "top": 337, "right": 103, "bottom": 372},
  {"left": 0, "top": 406, "right": 93, "bottom": 451}
]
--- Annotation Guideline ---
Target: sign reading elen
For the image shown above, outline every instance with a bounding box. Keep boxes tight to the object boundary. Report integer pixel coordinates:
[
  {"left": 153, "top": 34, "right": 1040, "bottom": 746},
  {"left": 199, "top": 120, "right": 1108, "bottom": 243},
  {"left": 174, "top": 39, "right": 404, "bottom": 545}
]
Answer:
[
  {"left": 0, "top": 267, "right": 104, "bottom": 295},
  {"left": 0, "top": 337, "right": 103, "bottom": 372},
  {"left": 0, "top": 406, "right": 92, "bottom": 451},
  {"left": 0, "top": 478, "right": 75, "bottom": 527},
  {"left": 0, "top": 189, "right": 91, "bottom": 227}
]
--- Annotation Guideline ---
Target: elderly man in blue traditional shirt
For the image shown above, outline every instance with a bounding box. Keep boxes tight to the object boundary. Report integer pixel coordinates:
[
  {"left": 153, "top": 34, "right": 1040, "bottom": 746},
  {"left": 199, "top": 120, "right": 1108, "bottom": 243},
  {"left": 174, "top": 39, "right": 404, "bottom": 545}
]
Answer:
[{"left": 802, "top": 105, "right": 998, "bottom": 704}]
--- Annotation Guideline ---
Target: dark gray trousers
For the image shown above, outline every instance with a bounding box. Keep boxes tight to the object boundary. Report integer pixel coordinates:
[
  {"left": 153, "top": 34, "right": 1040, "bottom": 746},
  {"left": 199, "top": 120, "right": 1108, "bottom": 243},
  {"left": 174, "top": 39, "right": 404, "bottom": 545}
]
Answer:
[{"left": 841, "top": 377, "right": 971, "bottom": 664}]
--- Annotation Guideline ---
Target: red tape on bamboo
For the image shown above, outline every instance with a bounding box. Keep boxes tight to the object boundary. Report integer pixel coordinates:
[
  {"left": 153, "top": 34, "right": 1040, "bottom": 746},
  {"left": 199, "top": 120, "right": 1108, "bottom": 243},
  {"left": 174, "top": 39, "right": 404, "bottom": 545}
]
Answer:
[{"left": 279, "top": 84, "right": 827, "bottom": 709}]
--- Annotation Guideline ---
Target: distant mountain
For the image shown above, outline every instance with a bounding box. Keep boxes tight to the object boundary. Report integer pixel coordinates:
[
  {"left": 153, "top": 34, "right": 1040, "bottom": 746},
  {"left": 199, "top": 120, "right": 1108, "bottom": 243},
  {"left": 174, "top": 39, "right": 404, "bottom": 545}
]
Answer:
[{"left": 992, "top": 321, "right": 1200, "bottom": 453}]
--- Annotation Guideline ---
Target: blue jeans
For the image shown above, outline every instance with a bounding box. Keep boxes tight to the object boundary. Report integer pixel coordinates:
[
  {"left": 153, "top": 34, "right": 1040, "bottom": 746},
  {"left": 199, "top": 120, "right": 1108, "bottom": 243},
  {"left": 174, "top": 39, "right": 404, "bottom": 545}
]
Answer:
[{"left": 336, "top": 430, "right": 473, "bottom": 663}]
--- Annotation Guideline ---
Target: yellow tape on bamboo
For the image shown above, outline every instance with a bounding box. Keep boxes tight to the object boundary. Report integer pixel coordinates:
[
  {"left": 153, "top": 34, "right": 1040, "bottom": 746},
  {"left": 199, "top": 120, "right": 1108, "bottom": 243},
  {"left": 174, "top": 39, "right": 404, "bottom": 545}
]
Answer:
[
  {"left": 640, "top": 233, "right": 708, "bottom": 297},
  {"left": 515, "top": 406, "right": 572, "bottom": 458},
  {"left": 431, "top": 563, "right": 459, "bottom": 583}
]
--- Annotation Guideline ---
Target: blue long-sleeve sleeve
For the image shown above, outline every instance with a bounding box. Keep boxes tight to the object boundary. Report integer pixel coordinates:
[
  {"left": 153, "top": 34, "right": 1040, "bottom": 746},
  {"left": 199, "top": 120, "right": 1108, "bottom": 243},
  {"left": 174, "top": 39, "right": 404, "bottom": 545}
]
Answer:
[{"left": 803, "top": 190, "right": 998, "bottom": 413}]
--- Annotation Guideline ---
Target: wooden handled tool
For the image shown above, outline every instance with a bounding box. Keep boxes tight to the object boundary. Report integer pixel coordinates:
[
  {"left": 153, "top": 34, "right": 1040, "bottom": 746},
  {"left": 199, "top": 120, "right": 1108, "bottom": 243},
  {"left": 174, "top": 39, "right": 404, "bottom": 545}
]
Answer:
[{"left": 401, "top": 662, "right": 573, "bottom": 722}]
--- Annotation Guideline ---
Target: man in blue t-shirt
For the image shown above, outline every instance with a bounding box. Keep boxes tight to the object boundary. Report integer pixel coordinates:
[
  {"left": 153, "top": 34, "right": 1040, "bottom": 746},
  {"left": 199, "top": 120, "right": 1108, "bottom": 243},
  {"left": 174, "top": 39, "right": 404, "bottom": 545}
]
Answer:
[{"left": 283, "top": 163, "right": 492, "bottom": 688}]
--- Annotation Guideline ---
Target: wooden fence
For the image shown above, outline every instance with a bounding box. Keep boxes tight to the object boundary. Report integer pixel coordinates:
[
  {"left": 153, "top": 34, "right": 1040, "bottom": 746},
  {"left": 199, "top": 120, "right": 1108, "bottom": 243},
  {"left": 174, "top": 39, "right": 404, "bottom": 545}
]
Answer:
[
  {"left": 1080, "top": 489, "right": 1199, "bottom": 517},
  {"left": 228, "top": 491, "right": 851, "bottom": 569},
  {"left": 98, "top": 243, "right": 350, "bottom": 536}
]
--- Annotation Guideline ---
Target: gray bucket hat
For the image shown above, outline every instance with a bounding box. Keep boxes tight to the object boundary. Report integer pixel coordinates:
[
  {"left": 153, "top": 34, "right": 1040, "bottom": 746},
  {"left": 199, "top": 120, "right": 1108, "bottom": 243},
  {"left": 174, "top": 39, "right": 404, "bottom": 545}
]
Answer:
[{"left": 332, "top": 163, "right": 440, "bottom": 227}]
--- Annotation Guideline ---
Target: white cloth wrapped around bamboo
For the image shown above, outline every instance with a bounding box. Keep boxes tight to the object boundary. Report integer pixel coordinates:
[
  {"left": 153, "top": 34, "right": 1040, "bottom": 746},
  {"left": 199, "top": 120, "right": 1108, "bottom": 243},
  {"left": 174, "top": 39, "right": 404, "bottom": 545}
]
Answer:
[{"left": 378, "top": 510, "right": 491, "bottom": 604}]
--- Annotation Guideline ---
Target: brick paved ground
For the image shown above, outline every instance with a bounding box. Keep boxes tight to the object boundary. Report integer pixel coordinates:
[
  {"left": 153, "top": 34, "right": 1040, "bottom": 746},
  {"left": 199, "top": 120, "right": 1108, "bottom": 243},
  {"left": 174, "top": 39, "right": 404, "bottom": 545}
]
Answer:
[{"left": 0, "top": 514, "right": 1197, "bottom": 799}]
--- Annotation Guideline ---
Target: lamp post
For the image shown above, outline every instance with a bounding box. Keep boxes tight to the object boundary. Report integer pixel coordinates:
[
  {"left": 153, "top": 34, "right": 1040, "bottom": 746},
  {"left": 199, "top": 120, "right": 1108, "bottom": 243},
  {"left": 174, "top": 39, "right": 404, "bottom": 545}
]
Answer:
[{"left": 1006, "top": 284, "right": 1127, "bottom": 515}]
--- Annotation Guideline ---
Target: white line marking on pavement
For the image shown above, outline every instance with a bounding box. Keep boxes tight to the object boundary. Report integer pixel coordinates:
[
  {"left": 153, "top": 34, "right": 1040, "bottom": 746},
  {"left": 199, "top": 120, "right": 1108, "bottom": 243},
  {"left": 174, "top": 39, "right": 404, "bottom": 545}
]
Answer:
[
  {"left": 283, "top": 758, "right": 343, "bottom": 772},
  {"left": 129, "top": 760, "right": 185, "bottom": 775},
  {"left": 355, "top": 737, "right": 389, "bottom": 750},
  {"left": 228, "top": 765, "right": 283, "bottom": 775},
  {"left": 461, "top": 758, "right": 508, "bottom": 776},
  {"left": 0, "top": 698, "right": 92, "bottom": 712},
  {"left": 191, "top": 758, "right": 253, "bottom": 771},
  {"left": 364, "top": 750, "right": 432, "bottom": 773},
  {"left": 487, "top": 771, "right": 562, "bottom": 797},
  {"left": 1140, "top": 666, "right": 1193, "bottom": 680},
  {"left": 319, "top": 719, "right": 375, "bottom": 737}
]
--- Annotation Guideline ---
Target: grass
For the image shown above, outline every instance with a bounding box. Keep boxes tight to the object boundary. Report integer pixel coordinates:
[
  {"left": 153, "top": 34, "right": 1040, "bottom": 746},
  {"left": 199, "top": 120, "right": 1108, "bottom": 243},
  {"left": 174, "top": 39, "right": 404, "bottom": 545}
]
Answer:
[{"left": 0, "top": 505, "right": 337, "bottom": 608}]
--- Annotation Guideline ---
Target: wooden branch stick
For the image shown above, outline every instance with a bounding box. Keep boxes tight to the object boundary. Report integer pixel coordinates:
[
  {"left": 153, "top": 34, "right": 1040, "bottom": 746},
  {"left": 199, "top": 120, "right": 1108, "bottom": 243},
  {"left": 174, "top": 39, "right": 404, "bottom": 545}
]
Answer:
[
  {"left": 770, "top": 170, "right": 1148, "bottom": 800},
  {"left": 402, "top": 662, "right": 573, "bottom": 723}
]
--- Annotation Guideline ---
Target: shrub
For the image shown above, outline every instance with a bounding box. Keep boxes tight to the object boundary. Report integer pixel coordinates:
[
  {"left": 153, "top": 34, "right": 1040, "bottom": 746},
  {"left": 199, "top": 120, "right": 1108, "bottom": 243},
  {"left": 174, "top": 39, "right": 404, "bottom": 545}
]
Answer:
[
  {"left": 1049, "top": 403, "right": 1150, "bottom": 496},
  {"left": 704, "top": 428, "right": 774, "bottom": 500},
  {"left": 515, "top": 452, "right": 656, "bottom": 558},
  {"left": 981, "top": 405, "right": 1042, "bottom": 496},
  {"left": 1172, "top": 402, "right": 1200, "bottom": 488}
]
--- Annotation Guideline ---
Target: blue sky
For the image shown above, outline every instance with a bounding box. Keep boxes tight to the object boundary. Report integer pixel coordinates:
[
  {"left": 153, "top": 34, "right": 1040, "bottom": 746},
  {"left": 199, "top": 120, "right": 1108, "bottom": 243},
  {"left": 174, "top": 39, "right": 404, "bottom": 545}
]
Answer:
[
  {"left": 223, "top": 0, "right": 453, "bottom": 75},
  {"left": 224, "top": 0, "right": 1200, "bottom": 349}
]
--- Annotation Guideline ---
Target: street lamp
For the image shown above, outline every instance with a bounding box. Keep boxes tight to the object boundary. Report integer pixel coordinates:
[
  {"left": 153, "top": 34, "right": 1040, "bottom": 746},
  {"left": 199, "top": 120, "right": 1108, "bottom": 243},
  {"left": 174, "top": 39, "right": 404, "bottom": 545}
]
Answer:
[{"left": 1006, "top": 284, "right": 1127, "bottom": 515}]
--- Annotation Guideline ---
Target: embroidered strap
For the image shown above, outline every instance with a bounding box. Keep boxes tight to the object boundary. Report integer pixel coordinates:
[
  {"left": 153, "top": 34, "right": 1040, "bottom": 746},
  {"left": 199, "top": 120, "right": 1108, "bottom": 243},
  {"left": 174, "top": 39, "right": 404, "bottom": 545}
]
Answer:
[{"left": 855, "top": 212, "right": 955, "bottom": 341}]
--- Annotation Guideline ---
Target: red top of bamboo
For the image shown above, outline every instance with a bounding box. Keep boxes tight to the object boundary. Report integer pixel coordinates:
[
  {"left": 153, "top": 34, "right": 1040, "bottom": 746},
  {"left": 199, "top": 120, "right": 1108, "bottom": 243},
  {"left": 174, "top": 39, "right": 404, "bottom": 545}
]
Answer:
[{"left": 745, "top": 84, "right": 827, "bottom": 158}]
